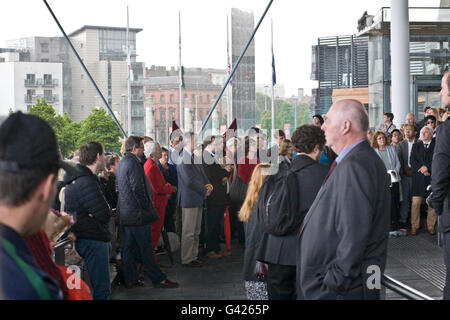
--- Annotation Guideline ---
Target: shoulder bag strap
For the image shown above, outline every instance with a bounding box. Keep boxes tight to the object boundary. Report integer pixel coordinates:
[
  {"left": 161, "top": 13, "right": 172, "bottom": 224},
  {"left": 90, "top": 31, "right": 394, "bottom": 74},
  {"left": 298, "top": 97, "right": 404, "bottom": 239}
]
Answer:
[{"left": 1, "top": 237, "right": 53, "bottom": 300}]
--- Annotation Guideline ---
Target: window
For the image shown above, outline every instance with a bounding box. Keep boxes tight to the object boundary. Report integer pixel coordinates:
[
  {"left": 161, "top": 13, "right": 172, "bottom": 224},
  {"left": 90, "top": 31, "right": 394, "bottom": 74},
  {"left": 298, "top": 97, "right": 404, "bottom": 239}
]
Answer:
[
  {"left": 199, "top": 95, "right": 203, "bottom": 104},
  {"left": 44, "top": 90, "right": 52, "bottom": 101},
  {"left": 81, "top": 105, "right": 84, "bottom": 111},
  {"left": 80, "top": 43, "right": 84, "bottom": 49},
  {"left": 207, "top": 95, "right": 210, "bottom": 103},
  {"left": 44, "top": 74, "right": 52, "bottom": 86},
  {"left": 41, "top": 43, "right": 49, "bottom": 53},
  {"left": 170, "top": 94, "right": 174, "bottom": 103},
  {"left": 192, "top": 94, "right": 196, "bottom": 103},
  {"left": 160, "top": 109, "right": 166, "bottom": 121},
  {"left": 81, "top": 74, "right": 84, "bottom": 79},
  {"left": 151, "top": 95, "right": 155, "bottom": 103},
  {"left": 41, "top": 59, "right": 49, "bottom": 62},
  {"left": 160, "top": 95, "right": 165, "bottom": 104},
  {"left": 26, "top": 74, "right": 35, "bottom": 85},
  {"left": 81, "top": 89, "right": 84, "bottom": 95}
]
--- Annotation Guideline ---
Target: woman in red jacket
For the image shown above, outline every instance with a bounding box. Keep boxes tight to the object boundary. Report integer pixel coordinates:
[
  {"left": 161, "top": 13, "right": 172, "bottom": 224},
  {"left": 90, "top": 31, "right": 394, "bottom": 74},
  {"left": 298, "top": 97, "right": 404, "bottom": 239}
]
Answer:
[{"left": 144, "top": 141, "right": 177, "bottom": 251}]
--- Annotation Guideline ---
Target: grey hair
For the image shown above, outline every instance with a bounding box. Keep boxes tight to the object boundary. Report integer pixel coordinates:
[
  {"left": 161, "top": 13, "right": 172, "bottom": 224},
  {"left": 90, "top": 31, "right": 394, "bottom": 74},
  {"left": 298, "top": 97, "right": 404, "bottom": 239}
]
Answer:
[
  {"left": 144, "top": 141, "right": 160, "bottom": 158},
  {"left": 419, "top": 126, "right": 433, "bottom": 141}
]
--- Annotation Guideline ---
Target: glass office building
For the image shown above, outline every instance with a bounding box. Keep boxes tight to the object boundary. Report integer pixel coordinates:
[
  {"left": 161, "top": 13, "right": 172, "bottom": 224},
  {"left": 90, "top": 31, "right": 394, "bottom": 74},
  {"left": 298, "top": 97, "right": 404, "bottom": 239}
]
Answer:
[
  {"left": 231, "top": 8, "right": 256, "bottom": 132},
  {"left": 359, "top": 7, "right": 450, "bottom": 127}
]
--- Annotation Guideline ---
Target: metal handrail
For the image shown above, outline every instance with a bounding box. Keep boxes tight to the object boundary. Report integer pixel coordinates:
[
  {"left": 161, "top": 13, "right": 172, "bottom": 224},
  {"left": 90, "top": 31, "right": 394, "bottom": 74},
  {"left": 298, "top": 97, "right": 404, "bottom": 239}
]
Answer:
[
  {"left": 382, "top": 274, "right": 434, "bottom": 300},
  {"left": 53, "top": 238, "right": 72, "bottom": 266}
]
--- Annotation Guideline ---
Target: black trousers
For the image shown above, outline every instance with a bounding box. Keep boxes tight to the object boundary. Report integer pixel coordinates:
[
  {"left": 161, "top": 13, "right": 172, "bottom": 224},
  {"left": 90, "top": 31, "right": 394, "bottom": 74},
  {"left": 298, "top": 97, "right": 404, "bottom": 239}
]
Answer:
[
  {"left": 266, "top": 263, "right": 297, "bottom": 300},
  {"left": 205, "top": 204, "right": 226, "bottom": 254},
  {"left": 390, "top": 182, "right": 400, "bottom": 229},
  {"left": 443, "top": 232, "right": 450, "bottom": 300},
  {"left": 230, "top": 201, "right": 245, "bottom": 245}
]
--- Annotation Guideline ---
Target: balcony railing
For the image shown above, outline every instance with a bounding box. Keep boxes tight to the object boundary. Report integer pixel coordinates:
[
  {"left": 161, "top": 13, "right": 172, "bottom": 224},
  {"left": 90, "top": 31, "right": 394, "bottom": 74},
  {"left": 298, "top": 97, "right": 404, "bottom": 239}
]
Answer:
[
  {"left": 24, "top": 79, "right": 38, "bottom": 87},
  {"left": 24, "top": 78, "right": 59, "bottom": 87},
  {"left": 41, "top": 79, "right": 59, "bottom": 87},
  {"left": 36, "top": 94, "right": 59, "bottom": 103},
  {"left": 24, "top": 94, "right": 35, "bottom": 103}
]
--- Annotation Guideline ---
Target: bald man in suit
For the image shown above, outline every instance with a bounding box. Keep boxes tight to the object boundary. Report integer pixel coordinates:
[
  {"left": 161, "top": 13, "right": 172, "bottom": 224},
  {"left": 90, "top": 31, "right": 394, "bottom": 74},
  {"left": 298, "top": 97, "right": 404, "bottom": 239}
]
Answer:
[{"left": 297, "top": 99, "right": 391, "bottom": 300}]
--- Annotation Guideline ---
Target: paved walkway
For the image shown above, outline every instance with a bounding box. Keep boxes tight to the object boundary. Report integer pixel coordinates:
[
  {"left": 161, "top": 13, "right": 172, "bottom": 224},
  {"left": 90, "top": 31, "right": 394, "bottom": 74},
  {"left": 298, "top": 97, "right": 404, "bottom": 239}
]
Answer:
[
  {"left": 111, "top": 230, "right": 446, "bottom": 300},
  {"left": 111, "top": 239, "right": 247, "bottom": 300}
]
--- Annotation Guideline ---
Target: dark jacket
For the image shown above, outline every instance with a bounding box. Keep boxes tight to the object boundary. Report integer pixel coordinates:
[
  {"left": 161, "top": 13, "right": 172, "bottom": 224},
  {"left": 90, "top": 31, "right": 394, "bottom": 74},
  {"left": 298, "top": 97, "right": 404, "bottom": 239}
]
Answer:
[
  {"left": 430, "top": 120, "right": 450, "bottom": 232},
  {"left": 202, "top": 151, "right": 230, "bottom": 206},
  {"left": 158, "top": 162, "right": 178, "bottom": 187},
  {"left": 177, "top": 150, "right": 209, "bottom": 208},
  {"left": 64, "top": 164, "right": 112, "bottom": 242},
  {"left": 243, "top": 205, "right": 265, "bottom": 282},
  {"left": 398, "top": 138, "right": 417, "bottom": 177},
  {"left": 411, "top": 139, "right": 435, "bottom": 197},
  {"left": 99, "top": 173, "right": 117, "bottom": 210},
  {"left": 257, "top": 155, "right": 328, "bottom": 266},
  {"left": 298, "top": 140, "right": 390, "bottom": 300},
  {"left": 116, "top": 152, "right": 158, "bottom": 226}
]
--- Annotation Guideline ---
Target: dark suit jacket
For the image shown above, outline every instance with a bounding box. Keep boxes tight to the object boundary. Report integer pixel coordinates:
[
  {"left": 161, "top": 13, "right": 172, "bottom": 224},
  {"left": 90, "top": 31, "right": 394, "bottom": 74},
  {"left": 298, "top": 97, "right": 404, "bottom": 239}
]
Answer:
[
  {"left": 176, "top": 150, "right": 209, "bottom": 208},
  {"left": 397, "top": 138, "right": 417, "bottom": 176},
  {"left": 202, "top": 152, "right": 230, "bottom": 206},
  {"left": 298, "top": 140, "right": 391, "bottom": 300},
  {"left": 410, "top": 139, "right": 435, "bottom": 197},
  {"left": 257, "top": 155, "right": 328, "bottom": 266},
  {"left": 430, "top": 120, "right": 450, "bottom": 231}
]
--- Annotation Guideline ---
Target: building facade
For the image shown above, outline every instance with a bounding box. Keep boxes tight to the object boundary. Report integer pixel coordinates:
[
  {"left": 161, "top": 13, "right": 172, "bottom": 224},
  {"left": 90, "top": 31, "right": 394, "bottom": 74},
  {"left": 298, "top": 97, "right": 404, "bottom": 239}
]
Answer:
[
  {"left": 0, "top": 51, "right": 63, "bottom": 116},
  {"left": 144, "top": 65, "right": 226, "bottom": 145},
  {"left": 312, "top": 7, "right": 450, "bottom": 127},
  {"left": 311, "top": 35, "right": 369, "bottom": 118},
  {"left": 231, "top": 8, "right": 256, "bottom": 132},
  {"left": 68, "top": 26, "right": 146, "bottom": 135}
]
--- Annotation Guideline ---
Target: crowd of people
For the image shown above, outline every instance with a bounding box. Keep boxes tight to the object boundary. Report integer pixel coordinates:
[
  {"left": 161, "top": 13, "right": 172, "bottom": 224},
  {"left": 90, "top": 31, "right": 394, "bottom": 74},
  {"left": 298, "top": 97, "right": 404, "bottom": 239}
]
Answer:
[{"left": 0, "top": 72, "right": 449, "bottom": 300}]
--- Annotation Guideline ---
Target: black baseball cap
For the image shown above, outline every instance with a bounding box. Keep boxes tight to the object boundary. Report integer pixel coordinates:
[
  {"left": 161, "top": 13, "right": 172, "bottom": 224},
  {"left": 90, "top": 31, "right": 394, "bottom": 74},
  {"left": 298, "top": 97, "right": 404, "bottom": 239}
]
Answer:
[{"left": 0, "top": 112, "right": 78, "bottom": 175}]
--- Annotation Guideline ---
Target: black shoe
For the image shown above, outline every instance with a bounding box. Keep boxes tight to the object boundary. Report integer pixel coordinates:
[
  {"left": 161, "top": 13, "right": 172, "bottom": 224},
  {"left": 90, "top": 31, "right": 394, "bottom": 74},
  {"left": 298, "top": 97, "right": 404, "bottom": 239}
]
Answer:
[
  {"left": 153, "top": 279, "right": 179, "bottom": 288},
  {"left": 124, "top": 279, "right": 144, "bottom": 289},
  {"left": 182, "top": 260, "right": 203, "bottom": 268}
]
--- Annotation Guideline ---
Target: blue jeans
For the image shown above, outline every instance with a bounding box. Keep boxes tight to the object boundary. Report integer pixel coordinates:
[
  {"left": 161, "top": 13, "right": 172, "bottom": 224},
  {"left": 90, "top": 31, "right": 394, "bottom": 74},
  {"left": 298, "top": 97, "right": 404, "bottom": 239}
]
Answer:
[
  {"left": 122, "top": 225, "right": 166, "bottom": 285},
  {"left": 75, "top": 239, "right": 111, "bottom": 300}
]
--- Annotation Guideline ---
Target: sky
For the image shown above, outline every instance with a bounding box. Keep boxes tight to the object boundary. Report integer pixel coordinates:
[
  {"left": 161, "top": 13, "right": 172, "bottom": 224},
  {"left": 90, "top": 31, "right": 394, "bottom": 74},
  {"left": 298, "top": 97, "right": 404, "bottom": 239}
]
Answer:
[{"left": 0, "top": 0, "right": 441, "bottom": 97}]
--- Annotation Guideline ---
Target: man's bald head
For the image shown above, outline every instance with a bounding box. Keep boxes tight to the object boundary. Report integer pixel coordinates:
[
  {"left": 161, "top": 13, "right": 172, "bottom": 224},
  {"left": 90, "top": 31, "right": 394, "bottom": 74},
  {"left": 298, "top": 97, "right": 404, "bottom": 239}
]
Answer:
[
  {"left": 332, "top": 99, "right": 369, "bottom": 133},
  {"left": 322, "top": 99, "right": 369, "bottom": 154}
]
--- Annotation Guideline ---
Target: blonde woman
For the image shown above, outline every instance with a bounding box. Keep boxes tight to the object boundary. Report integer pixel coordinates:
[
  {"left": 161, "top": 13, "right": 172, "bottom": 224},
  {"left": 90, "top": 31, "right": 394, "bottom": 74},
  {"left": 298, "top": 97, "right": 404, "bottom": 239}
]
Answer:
[{"left": 239, "top": 163, "right": 271, "bottom": 300}]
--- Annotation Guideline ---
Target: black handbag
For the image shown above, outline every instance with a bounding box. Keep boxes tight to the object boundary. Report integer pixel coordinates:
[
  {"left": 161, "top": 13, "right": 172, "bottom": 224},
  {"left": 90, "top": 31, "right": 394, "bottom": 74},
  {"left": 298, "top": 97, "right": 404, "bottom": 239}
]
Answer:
[
  {"left": 254, "top": 261, "right": 268, "bottom": 280},
  {"left": 229, "top": 165, "right": 248, "bottom": 204}
]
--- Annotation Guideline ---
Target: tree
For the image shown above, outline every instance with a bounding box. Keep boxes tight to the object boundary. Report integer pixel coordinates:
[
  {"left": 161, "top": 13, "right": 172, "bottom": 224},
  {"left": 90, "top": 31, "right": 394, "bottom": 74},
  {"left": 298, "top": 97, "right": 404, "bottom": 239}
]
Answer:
[
  {"left": 297, "top": 102, "right": 312, "bottom": 127},
  {"left": 29, "top": 99, "right": 59, "bottom": 128},
  {"left": 29, "top": 99, "right": 80, "bottom": 157},
  {"left": 77, "top": 108, "right": 122, "bottom": 153},
  {"left": 260, "top": 109, "right": 272, "bottom": 134}
]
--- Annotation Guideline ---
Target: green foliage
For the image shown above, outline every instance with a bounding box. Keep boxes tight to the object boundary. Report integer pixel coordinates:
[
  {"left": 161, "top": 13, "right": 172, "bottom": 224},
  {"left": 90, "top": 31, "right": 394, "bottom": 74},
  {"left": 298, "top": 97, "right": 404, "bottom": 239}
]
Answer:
[
  {"left": 29, "top": 100, "right": 122, "bottom": 157},
  {"left": 77, "top": 108, "right": 122, "bottom": 152}
]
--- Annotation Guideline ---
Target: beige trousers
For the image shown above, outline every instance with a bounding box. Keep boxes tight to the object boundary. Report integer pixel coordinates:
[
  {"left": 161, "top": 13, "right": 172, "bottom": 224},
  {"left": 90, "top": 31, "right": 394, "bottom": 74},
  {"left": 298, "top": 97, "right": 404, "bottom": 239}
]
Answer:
[
  {"left": 181, "top": 207, "right": 203, "bottom": 264},
  {"left": 411, "top": 196, "right": 437, "bottom": 230}
]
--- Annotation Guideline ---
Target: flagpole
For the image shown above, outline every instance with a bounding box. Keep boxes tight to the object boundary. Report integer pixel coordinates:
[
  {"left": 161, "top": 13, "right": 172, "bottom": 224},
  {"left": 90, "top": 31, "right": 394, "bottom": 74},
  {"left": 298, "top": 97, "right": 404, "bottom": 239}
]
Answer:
[
  {"left": 227, "top": 15, "right": 232, "bottom": 127},
  {"left": 127, "top": 6, "right": 132, "bottom": 136},
  {"left": 271, "top": 19, "right": 275, "bottom": 140},
  {"left": 178, "top": 11, "right": 184, "bottom": 131}
]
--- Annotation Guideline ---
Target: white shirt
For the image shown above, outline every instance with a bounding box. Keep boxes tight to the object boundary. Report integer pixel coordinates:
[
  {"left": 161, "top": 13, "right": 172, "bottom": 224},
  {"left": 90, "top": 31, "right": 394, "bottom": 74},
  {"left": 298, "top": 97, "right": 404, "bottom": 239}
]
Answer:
[{"left": 407, "top": 139, "right": 415, "bottom": 168}]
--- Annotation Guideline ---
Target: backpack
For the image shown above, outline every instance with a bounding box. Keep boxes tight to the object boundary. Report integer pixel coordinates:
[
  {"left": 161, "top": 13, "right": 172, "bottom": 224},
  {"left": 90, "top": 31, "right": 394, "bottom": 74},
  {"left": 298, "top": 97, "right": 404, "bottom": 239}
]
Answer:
[{"left": 257, "top": 161, "right": 301, "bottom": 236}]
